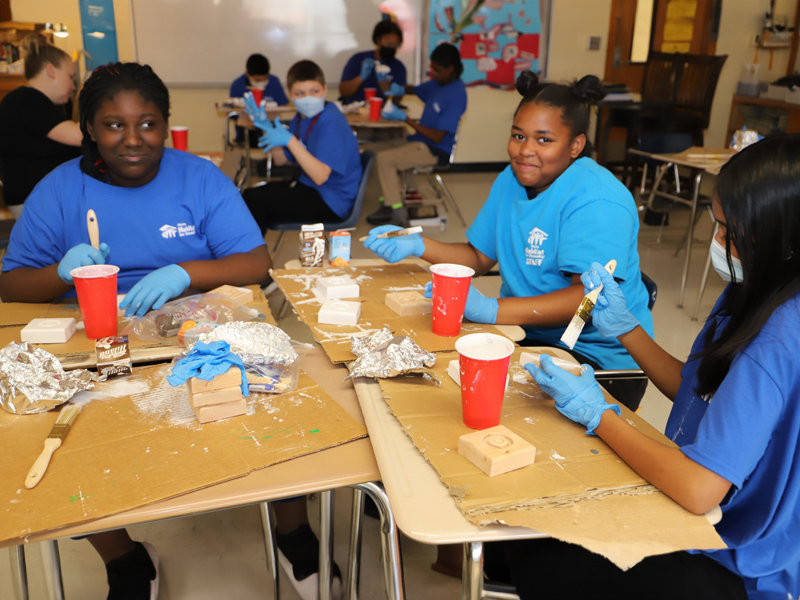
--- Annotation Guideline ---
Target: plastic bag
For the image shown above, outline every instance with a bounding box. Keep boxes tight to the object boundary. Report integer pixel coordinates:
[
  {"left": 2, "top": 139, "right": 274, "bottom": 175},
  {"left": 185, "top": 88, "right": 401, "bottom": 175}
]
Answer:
[{"left": 245, "top": 345, "right": 312, "bottom": 395}]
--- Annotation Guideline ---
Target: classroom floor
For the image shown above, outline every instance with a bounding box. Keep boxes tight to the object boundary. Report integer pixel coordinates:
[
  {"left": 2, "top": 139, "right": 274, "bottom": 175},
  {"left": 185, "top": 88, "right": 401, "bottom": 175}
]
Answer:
[{"left": 0, "top": 169, "right": 726, "bottom": 600}]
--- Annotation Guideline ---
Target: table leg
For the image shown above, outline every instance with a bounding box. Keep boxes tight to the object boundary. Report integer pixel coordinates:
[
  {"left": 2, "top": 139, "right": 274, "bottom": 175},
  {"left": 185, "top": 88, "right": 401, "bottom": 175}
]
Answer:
[
  {"left": 42, "top": 540, "right": 65, "bottom": 600},
  {"left": 319, "top": 490, "right": 335, "bottom": 600},
  {"left": 678, "top": 171, "right": 703, "bottom": 308},
  {"left": 351, "top": 482, "right": 405, "bottom": 600},
  {"left": 346, "top": 488, "right": 366, "bottom": 600},
  {"left": 692, "top": 246, "right": 713, "bottom": 322},
  {"left": 10, "top": 545, "right": 28, "bottom": 600},
  {"left": 461, "top": 542, "right": 483, "bottom": 600},
  {"left": 259, "top": 502, "right": 280, "bottom": 600}
]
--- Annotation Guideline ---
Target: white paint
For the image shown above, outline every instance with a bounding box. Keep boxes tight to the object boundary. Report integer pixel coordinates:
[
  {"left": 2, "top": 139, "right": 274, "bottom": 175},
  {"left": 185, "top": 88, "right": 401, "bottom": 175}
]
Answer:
[
  {"left": 430, "top": 263, "right": 475, "bottom": 278},
  {"left": 551, "top": 451, "right": 566, "bottom": 460},
  {"left": 316, "top": 274, "right": 359, "bottom": 300},
  {"left": 20, "top": 318, "right": 76, "bottom": 344},
  {"left": 455, "top": 333, "right": 514, "bottom": 361}
]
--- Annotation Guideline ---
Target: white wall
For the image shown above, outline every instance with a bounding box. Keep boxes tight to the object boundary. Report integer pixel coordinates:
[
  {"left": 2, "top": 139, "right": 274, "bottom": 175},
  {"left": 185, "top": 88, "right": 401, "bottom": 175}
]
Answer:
[{"left": 547, "top": 0, "right": 612, "bottom": 83}]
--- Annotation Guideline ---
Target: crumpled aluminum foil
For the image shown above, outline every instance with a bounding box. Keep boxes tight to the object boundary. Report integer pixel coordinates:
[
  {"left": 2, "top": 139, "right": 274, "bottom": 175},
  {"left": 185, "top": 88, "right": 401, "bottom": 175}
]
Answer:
[
  {"left": 0, "top": 342, "right": 97, "bottom": 415},
  {"left": 731, "top": 129, "right": 760, "bottom": 152},
  {"left": 193, "top": 321, "right": 298, "bottom": 365},
  {"left": 348, "top": 328, "right": 438, "bottom": 381}
]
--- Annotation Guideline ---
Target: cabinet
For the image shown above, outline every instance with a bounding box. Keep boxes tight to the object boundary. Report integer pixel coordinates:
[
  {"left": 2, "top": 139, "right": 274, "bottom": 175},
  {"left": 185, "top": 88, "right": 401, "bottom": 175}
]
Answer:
[{"left": 726, "top": 95, "right": 800, "bottom": 143}]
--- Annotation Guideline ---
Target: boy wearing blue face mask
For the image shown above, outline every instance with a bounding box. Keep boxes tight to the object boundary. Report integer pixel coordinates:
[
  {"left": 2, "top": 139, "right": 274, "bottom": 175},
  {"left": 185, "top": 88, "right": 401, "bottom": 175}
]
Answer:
[
  {"left": 230, "top": 53, "right": 288, "bottom": 146},
  {"left": 242, "top": 60, "right": 362, "bottom": 234}
]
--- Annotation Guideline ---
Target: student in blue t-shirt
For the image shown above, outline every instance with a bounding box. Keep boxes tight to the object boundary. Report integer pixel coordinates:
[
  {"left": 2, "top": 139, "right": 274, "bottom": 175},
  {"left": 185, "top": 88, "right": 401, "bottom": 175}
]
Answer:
[
  {"left": 364, "top": 70, "right": 652, "bottom": 410},
  {"left": 512, "top": 135, "right": 800, "bottom": 600},
  {"left": 0, "top": 62, "right": 271, "bottom": 600},
  {"left": 366, "top": 43, "right": 467, "bottom": 227},
  {"left": 242, "top": 60, "right": 361, "bottom": 235},
  {"left": 230, "top": 53, "right": 288, "bottom": 146},
  {"left": 339, "top": 20, "right": 406, "bottom": 103}
]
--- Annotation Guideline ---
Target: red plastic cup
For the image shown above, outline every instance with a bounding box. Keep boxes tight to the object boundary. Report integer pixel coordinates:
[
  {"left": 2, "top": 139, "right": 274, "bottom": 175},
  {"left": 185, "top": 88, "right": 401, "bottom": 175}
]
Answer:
[
  {"left": 364, "top": 87, "right": 377, "bottom": 101},
  {"left": 250, "top": 88, "right": 263, "bottom": 106},
  {"left": 430, "top": 263, "right": 475, "bottom": 337},
  {"left": 70, "top": 265, "right": 120, "bottom": 340},
  {"left": 170, "top": 126, "right": 188, "bottom": 151},
  {"left": 369, "top": 97, "right": 383, "bottom": 121},
  {"left": 456, "top": 333, "right": 515, "bottom": 429}
]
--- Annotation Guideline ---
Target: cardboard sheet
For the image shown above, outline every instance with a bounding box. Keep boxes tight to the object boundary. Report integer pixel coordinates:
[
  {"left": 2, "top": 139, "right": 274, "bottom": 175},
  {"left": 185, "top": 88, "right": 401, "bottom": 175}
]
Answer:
[
  {"left": 378, "top": 348, "right": 725, "bottom": 568},
  {"left": 273, "top": 265, "right": 506, "bottom": 362},
  {"left": 0, "top": 363, "right": 366, "bottom": 544},
  {"left": 0, "top": 285, "right": 273, "bottom": 370}
]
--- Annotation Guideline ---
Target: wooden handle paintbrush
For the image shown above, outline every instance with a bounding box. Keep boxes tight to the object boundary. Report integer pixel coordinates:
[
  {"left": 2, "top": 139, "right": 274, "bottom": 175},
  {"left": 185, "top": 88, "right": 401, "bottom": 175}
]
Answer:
[
  {"left": 87, "top": 209, "right": 100, "bottom": 250},
  {"left": 560, "top": 260, "right": 617, "bottom": 350},
  {"left": 25, "top": 404, "right": 81, "bottom": 489},
  {"left": 359, "top": 226, "right": 422, "bottom": 243}
]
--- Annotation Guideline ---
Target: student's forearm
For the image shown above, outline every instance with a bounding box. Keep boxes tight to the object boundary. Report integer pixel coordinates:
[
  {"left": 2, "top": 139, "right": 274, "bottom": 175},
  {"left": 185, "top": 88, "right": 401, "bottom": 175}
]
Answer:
[
  {"left": 0, "top": 266, "right": 72, "bottom": 303},
  {"left": 339, "top": 78, "right": 361, "bottom": 98},
  {"left": 405, "top": 120, "right": 446, "bottom": 145},
  {"left": 179, "top": 246, "right": 272, "bottom": 290},
  {"left": 378, "top": 80, "right": 391, "bottom": 93},
  {"left": 269, "top": 148, "right": 288, "bottom": 166},
  {"left": 48, "top": 120, "right": 82, "bottom": 146},
  {"left": 495, "top": 281, "right": 585, "bottom": 327},
  {"left": 419, "top": 239, "right": 494, "bottom": 274},
  {"left": 286, "top": 137, "right": 332, "bottom": 186},
  {"left": 617, "top": 326, "right": 684, "bottom": 401},
  {"left": 594, "top": 410, "right": 731, "bottom": 514}
]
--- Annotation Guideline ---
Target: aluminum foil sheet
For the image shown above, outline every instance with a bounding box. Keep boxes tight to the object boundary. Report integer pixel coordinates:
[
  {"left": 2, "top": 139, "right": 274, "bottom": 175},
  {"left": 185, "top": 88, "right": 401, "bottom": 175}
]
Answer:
[
  {"left": 0, "top": 342, "right": 96, "bottom": 415},
  {"left": 348, "top": 328, "right": 438, "bottom": 381},
  {"left": 194, "top": 322, "right": 298, "bottom": 365},
  {"left": 731, "top": 129, "right": 760, "bottom": 152}
]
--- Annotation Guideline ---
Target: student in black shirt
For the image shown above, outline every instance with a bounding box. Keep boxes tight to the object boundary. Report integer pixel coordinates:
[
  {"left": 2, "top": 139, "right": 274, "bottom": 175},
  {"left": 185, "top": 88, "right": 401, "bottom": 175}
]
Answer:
[{"left": 0, "top": 33, "right": 82, "bottom": 219}]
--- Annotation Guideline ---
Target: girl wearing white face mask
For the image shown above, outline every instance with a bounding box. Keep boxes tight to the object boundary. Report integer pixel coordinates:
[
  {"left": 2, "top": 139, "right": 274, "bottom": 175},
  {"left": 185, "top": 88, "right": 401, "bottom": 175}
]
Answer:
[
  {"left": 241, "top": 60, "right": 362, "bottom": 235},
  {"left": 498, "top": 134, "right": 800, "bottom": 600}
]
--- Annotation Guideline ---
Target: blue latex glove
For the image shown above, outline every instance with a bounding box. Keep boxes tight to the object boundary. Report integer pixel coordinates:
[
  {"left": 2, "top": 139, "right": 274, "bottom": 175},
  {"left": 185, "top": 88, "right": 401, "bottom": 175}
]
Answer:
[
  {"left": 363, "top": 225, "right": 425, "bottom": 263},
  {"left": 58, "top": 243, "right": 111, "bottom": 285},
  {"left": 388, "top": 82, "right": 405, "bottom": 97},
  {"left": 242, "top": 91, "right": 270, "bottom": 131},
  {"left": 376, "top": 67, "right": 389, "bottom": 82},
  {"left": 580, "top": 262, "right": 640, "bottom": 338},
  {"left": 360, "top": 57, "right": 375, "bottom": 81},
  {"left": 526, "top": 355, "right": 621, "bottom": 435},
  {"left": 257, "top": 117, "right": 294, "bottom": 152},
  {"left": 424, "top": 282, "right": 498, "bottom": 324},
  {"left": 166, "top": 340, "right": 248, "bottom": 396},
  {"left": 381, "top": 104, "right": 408, "bottom": 122},
  {"left": 119, "top": 264, "right": 191, "bottom": 317}
]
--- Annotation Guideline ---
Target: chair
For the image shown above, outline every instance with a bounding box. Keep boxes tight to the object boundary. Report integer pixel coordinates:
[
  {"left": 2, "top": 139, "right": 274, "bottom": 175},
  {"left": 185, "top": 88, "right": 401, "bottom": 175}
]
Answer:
[
  {"left": 641, "top": 271, "right": 658, "bottom": 311},
  {"left": 232, "top": 155, "right": 249, "bottom": 194},
  {"left": 670, "top": 53, "right": 728, "bottom": 145},
  {"left": 224, "top": 111, "right": 243, "bottom": 151},
  {"left": 267, "top": 150, "right": 375, "bottom": 255}
]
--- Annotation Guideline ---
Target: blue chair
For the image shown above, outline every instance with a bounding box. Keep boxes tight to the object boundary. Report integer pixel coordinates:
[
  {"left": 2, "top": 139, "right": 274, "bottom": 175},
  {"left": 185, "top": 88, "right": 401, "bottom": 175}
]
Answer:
[
  {"left": 641, "top": 271, "right": 658, "bottom": 311},
  {"left": 267, "top": 150, "right": 375, "bottom": 255}
]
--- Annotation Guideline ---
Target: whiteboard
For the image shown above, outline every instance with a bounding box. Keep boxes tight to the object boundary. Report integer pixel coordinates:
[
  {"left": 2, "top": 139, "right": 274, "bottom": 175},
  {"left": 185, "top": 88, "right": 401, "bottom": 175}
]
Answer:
[{"left": 131, "top": 0, "right": 423, "bottom": 87}]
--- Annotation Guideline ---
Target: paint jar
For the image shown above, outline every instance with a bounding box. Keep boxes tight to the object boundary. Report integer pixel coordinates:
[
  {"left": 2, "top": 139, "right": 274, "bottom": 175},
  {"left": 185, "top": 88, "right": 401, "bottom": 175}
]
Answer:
[{"left": 456, "top": 333, "right": 515, "bottom": 429}]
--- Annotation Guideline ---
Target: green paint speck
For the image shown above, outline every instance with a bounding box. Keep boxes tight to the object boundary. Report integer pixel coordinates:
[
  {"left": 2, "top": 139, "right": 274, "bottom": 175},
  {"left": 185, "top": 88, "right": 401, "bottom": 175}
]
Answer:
[
  {"left": 309, "top": 429, "right": 320, "bottom": 433},
  {"left": 261, "top": 436, "right": 272, "bottom": 440}
]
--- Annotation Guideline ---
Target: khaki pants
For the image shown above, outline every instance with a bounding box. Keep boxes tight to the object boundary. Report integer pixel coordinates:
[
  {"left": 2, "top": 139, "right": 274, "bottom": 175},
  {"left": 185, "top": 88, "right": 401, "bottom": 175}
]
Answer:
[{"left": 374, "top": 141, "right": 437, "bottom": 207}]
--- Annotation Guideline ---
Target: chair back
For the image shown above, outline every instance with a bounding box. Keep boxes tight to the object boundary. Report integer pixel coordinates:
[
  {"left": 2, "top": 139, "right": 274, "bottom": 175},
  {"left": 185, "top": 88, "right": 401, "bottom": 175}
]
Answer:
[
  {"left": 641, "top": 52, "right": 684, "bottom": 103},
  {"left": 673, "top": 54, "right": 728, "bottom": 130},
  {"left": 637, "top": 133, "right": 693, "bottom": 166},
  {"left": 641, "top": 272, "right": 658, "bottom": 311}
]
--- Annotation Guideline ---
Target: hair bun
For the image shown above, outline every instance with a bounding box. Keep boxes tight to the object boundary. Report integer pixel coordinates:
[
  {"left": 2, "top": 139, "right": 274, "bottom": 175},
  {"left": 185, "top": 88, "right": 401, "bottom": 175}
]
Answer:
[
  {"left": 21, "top": 33, "right": 48, "bottom": 57},
  {"left": 572, "top": 75, "right": 606, "bottom": 104},
  {"left": 516, "top": 70, "right": 540, "bottom": 97}
]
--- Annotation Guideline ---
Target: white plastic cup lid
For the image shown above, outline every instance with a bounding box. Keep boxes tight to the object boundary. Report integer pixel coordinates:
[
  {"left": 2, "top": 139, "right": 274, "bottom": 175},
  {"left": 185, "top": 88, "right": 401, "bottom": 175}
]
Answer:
[
  {"left": 70, "top": 264, "right": 120, "bottom": 279},
  {"left": 456, "top": 333, "right": 514, "bottom": 361},
  {"left": 430, "top": 263, "right": 475, "bottom": 278}
]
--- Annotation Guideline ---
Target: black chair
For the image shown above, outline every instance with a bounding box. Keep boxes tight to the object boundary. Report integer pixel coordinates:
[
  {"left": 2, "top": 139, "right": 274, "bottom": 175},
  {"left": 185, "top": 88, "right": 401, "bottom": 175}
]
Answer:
[{"left": 641, "top": 271, "right": 658, "bottom": 311}]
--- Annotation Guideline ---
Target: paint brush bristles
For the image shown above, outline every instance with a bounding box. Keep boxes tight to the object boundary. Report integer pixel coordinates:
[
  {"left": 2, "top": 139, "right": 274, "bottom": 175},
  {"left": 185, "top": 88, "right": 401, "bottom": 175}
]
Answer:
[
  {"left": 560, "top": 260, "right": 617, "bottom": 350},
  {"left": 25, "top": 403, "right": 82, "bottom": 489}
]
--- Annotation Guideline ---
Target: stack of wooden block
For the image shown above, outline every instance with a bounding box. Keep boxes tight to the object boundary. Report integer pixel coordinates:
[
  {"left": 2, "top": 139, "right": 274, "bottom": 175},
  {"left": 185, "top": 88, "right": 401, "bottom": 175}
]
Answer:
[{"left": 187, "top": 367, "right": 247, "bottom": 423}]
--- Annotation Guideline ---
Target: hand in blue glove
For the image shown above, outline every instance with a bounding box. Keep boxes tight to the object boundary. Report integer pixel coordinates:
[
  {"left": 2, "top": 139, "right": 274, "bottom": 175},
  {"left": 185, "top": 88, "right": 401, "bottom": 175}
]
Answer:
[
  {"left": 360, "top": 58, "right": 375, "bottom": 81},
  {"left": 526, "top": 355, "right": 621, "bottom": 435},
  {"left": 388, "top": 82, "right": 405, "bottom": 97},
  {"left": 381, "top": 104, "right": 408, "bottom": 122},
  {"left": 119, "top": 264, "right": 191, "bottom": 317},
  {"left": 580, "top": 262, "right": 639, "bottom": 338},
  {"left": 257, "top": 117, "right": 294, "bottom": 152},
  {"left": 58, "top": 243, "right": 111, "bottom": 285},
  {"left": 376, "top": 67, "right": 389, "bottom": 82},
  {"left": 424, "top": 282, "right": 498, "bottom": 324},
  {"left": 363, "top": 225, "right": 425, "bottom": 263},
  {"left": 242, "top": 91, "right": 270, "bottom": 131}
]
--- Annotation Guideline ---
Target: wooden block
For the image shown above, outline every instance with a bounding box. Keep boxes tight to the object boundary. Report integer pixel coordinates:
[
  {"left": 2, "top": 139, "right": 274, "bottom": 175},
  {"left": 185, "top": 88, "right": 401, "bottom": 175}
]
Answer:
[
  {"left": 318, "top": 300, "right": 361, "bottom": 325},
  {"left": 188, "top": 385, "right": 245, "bottom": 408},
  {"left": 209, "top": 284, "right": 254, "bottom": 305},
  {"left": 193, "top": 398, "right": 248, "bottom": 423},
  {"left": 20, "top": 318, "right": 76, "bottom": 344},
  {"left": 188, "top": 366, "right": 242, "bottom": 394},
  {"left": 519, "top": 352, "right": 582, "bottom": 375},
  {"left": 385, "top": 291, "right": 432, "bottom": 316},
  {"left": 315, "top": 275, "right": 359, "bottom": 300},
  {"left": 458, "top": 425, "right": 536, "bottom": 477}
]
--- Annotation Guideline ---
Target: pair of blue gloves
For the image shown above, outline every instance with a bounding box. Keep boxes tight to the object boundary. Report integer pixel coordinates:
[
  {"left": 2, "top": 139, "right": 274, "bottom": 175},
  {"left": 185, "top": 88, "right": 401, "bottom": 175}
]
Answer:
[
  {"left": 243, "top": 91, "right": 293, "bottom": 152},
  {"left": 359, "top": 58, "right": 393, "bottom": 83},
  {"left": 58, "top": 243, "right": 191, "bottom": 317}
]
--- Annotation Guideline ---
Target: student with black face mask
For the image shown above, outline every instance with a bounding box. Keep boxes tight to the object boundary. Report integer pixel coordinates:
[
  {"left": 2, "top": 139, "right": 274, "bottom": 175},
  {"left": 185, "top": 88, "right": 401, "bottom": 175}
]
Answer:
[{"left": 339, "top": 20, "right": 406, "bottom": 103}]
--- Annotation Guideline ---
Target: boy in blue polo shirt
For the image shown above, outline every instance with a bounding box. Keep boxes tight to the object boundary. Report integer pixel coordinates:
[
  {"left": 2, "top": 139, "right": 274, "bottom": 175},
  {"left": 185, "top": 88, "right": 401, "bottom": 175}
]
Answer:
[
  {"left": 230, "top": 53, "right": 288, "bottom": 146},
  {"left": 339, "top": 20, "right": 407, "bottom": 103}
]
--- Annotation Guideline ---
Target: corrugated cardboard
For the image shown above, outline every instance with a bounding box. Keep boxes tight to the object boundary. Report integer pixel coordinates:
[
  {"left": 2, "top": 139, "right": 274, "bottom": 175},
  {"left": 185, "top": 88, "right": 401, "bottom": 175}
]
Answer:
[
  {"left": 0, "top": 362, "right": 366, "bottom": 545},
  {"left": 378, "top": 348, "right": 725, "bottom": 569},
  {"left": 273, "top": 265, "right": 506, "bottom": 362}
]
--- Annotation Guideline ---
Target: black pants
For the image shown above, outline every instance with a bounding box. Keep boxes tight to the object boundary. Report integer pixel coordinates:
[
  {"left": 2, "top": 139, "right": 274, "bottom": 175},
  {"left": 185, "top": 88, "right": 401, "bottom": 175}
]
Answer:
[
  {"left": 243, "top": 180, "right": 339, "bottom": 234},
  {"left": 497, "top": 538, "right": 746, "bottom": 600},
  {"left": 518, "top": 338, "right": 647, "bottom": 411}
]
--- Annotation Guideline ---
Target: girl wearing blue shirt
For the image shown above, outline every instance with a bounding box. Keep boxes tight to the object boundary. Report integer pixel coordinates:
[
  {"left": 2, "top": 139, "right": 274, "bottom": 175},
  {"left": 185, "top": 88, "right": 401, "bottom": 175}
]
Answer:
[
  {"left": 518, "top": 135, "right": 800, "bottom": 599},
  {"left": 339, "top": 20, "right": 406, "bottom": 103},
  {"left": 364, "top": 71, "right": 652, "bottom": 410}
]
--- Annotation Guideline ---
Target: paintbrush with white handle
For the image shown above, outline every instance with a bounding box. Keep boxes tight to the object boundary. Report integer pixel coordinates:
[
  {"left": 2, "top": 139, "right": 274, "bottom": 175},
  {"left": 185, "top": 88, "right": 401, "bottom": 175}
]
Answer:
[
  {"left": 359, "top": 226, "right": 422, "bottom": 242},
  {"left": 560, "top": 260, "right": 617, "bottom": 350},
  {"left": 87, "top": 209, "right": 100, "bottom": 250},
  {"left": 25, "top": 404, "right": 81, "bottom": 489}
]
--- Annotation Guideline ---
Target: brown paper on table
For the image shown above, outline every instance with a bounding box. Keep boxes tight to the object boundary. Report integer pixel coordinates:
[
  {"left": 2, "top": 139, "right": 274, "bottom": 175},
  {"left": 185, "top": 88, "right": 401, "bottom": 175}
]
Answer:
[
  {"left": 378, "top": 348, "right": 725, "bottom": 569},
  {"left": 273, "top": 265, "right": 506, "bottom": 363},
  {"left": 0, "top": 363, "right": 366, "bottom": 545},
  {"left": 0, "top": 285, "right": 274, "bottom": 370}
]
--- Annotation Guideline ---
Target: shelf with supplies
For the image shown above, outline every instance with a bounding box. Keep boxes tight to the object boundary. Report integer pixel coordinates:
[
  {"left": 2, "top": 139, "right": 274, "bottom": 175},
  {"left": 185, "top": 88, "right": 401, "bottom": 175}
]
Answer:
[
  {"left": 0, "top": 22, "right": 52, "bottom": 102},
  {"left": 725, "top": 94, "right": 800, "bottom": 144}
]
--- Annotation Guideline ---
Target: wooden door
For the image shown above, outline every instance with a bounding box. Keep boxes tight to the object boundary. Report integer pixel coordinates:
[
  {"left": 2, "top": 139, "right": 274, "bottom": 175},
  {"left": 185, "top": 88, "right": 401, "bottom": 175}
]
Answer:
[{"left": 604, "top": 0, "right": 651, "bottom": 92}]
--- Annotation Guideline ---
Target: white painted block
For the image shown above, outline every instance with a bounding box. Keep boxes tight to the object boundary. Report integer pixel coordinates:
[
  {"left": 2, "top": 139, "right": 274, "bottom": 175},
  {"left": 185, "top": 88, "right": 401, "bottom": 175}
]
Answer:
[
  {"left": 315, "top": 275, "right": 360, "bottom": 300},
  {"left": 318, "top": 300, "right": 361, "bottom": 326},
  {"left": 512, "top": 371, "right": 528, "bottom": 384},
  {"left": 519, "top": 352, "right": 582, "bottom": 375},
  {"left": 20, "top": 318, "right": 77, "bottom": 344},
  {"left": 448, "top": 360, "right": 509, "bottom": 389}
]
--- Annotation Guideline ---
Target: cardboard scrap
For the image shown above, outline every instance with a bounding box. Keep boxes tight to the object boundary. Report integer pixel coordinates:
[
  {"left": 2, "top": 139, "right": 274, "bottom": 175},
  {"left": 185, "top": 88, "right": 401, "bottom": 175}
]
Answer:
[
  {"left": 377, "top": 348, "right": 725, "bottom": 568},
  {"left": 272, "top": 265, "right": 506, "bottom": 363}
]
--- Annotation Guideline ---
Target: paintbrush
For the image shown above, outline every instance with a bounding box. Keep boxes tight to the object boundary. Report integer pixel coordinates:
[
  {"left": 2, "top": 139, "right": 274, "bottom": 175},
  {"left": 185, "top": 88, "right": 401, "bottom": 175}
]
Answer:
[
  {"left": 359, "top": 226, "right": 422, "bottom": 242},
  {"left": 560, "top": 260, "right": 617, "bottom": 350},
  {"left": 25, "top": 403, "right": 82, "bottom": 489},
  {"left": 87, "top": 209, "right": 100, "bottom": 250}
]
